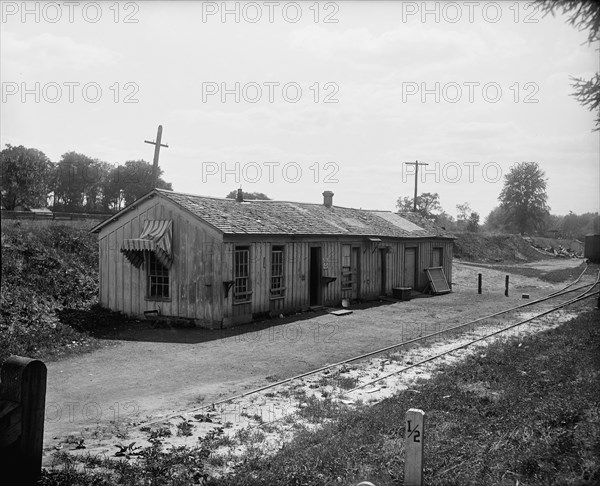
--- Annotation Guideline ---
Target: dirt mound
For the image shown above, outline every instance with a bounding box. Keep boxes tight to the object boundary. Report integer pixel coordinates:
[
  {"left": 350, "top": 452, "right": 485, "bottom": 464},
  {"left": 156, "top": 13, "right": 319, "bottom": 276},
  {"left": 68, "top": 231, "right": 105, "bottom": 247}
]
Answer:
[{"left": 453, "top": 233, "right": 549, "bottom": 263}]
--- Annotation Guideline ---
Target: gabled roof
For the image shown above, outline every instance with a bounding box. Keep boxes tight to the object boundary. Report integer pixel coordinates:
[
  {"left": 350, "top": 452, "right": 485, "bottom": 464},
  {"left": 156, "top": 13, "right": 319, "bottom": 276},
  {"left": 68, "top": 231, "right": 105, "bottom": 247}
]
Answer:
[{"left": 91, "top": 189, "right": 454, "bottom": 239}]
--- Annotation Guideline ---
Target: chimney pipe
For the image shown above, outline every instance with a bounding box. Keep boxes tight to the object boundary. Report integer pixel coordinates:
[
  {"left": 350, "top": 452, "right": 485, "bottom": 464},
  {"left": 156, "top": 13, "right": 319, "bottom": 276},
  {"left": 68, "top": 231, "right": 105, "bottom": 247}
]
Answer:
[
  {"left": 323, "top": 191, "right": 334, "bottom": 208},
  {"left": 236, "top": 188, "right": 243, "bottom": 202}
]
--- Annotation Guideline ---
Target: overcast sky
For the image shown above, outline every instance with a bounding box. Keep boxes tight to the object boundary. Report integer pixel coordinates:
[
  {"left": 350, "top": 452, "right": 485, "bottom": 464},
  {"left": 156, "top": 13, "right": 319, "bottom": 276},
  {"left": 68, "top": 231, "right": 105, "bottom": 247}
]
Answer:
[{"left": 2, "top": 1, "right": 598, "bottom": 219}]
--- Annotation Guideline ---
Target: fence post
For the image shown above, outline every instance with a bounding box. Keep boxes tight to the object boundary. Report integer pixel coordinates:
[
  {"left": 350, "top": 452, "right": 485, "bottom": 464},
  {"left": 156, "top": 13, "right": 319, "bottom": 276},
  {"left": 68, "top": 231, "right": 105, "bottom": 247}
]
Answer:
[
  {"left": 0, "top": 356, "right": 47, "bottom": 486},
  {"left": 477, "top": 273, "right": 482, "bottom": 294},
  {"left": 505, "top": 275, "right": 509, "bottom": 297},
  {"left": 405, "top": 408, "right": 425, "bottom": 486}
]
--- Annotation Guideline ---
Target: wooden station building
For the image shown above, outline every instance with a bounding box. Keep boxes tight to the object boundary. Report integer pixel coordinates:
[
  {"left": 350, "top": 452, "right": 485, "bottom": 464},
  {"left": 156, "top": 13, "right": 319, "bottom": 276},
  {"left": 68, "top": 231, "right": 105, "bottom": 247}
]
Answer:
[{"left": 91, "top": 189, "right": 455, "bottom": 328}]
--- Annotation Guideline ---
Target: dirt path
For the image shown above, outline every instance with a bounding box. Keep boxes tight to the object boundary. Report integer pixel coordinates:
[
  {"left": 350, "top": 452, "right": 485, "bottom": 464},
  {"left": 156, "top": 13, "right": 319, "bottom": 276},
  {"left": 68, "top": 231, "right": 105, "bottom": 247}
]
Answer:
[{"left": 42, "top": 258, "right": 588, "bottom": 463}]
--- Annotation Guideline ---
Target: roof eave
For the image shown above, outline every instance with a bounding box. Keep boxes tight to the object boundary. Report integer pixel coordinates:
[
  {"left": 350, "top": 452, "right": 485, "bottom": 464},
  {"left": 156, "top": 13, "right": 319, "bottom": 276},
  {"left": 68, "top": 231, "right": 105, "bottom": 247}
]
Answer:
[
  {"left": 89, "top": 190, "right": 160, "bottom": 234},
  {"left": 222, "top": 231, "right": 455, "bottom": 239}
]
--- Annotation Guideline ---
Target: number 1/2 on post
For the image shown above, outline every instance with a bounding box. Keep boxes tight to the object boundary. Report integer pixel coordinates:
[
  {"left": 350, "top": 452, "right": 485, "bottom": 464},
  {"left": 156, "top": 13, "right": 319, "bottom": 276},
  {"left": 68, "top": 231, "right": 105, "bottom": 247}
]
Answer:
[{"left": 405, "top": 408, "right": 425, "bottom": 486}]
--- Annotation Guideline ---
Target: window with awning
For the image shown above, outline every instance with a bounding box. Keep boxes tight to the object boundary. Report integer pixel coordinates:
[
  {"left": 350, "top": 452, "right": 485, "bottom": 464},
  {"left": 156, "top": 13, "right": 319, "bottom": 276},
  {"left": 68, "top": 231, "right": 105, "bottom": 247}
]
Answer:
[{"left": 121, "top": 220, "right": 173, "bottom": 269}]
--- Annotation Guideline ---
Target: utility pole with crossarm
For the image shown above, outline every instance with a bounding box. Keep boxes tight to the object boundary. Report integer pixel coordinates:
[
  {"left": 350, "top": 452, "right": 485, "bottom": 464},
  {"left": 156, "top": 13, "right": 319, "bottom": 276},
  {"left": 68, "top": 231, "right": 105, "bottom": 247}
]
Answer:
[
  {"left": 144, "top": 125, "right": 169, "bottom": 189},
  {"left": 404, "top": 160, "right": 429, "bottom": 212}
]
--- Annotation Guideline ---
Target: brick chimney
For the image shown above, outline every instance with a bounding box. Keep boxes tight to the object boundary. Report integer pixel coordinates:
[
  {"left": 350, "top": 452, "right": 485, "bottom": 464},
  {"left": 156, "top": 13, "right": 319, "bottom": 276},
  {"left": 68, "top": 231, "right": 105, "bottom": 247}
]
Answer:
[
  {"left": 323, "top": 191, "right": 334, "bottom": 208},
  {"left": 236, "top": 188, "right": 243, "bottom": 202}
]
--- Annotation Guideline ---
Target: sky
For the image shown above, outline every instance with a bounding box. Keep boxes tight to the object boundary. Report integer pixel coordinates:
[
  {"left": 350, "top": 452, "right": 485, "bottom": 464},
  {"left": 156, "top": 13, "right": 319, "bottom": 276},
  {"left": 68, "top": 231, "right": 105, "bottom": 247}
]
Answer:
[{"left": 1, "top": 0, "right": 599, "bottom": 219}]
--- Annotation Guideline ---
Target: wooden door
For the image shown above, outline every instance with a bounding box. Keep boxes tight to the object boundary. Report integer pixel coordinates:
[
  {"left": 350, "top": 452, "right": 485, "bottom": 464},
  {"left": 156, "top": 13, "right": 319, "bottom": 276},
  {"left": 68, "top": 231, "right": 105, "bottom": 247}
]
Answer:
[
  {"left": 380, "top": 249, "right": 387, "bottom": 296},
  {"left": 404, "top": 247, "right": 417, "bottom": 289},
  {"left": 432, "top": 248, "right": 443, "bottom": 268},
  {"left": 231, "top": 246, "right": 252, "bottom": 324},
  {"left": 351, "top": 247, "right": 360, "bottom": 300}
]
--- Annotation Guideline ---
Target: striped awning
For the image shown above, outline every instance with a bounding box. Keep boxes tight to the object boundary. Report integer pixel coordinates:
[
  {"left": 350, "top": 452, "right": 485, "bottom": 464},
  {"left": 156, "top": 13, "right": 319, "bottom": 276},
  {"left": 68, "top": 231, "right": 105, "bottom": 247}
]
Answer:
[{"left": 121, "top": 220, "right": 173, "bottom": 269}]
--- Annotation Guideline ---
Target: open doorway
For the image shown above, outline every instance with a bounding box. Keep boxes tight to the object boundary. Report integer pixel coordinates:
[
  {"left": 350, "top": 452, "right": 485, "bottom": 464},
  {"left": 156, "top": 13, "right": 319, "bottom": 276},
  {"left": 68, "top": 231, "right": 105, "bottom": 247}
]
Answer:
[
  {"left": 309, "top": 247, "right": 322, "bottom": 306},
  {"left": 380, "top": 248, "right": 387, "bottom": 295}
]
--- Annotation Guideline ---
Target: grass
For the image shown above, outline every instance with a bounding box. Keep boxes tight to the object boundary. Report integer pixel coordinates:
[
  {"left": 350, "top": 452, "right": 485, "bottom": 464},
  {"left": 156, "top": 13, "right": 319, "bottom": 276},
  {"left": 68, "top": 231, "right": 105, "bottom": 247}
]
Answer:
[
  {"left": 336, "top": 374, "right": 359, "bottom": 390},
  {"left": 204, "top": 306, "right": 600, "bottom": 486},
  {"left": 148, "top": 426, "right": 172, "bottom": 440},
  {"left": 203, "top": 429, "right": 234, "bottom": 449},
  {"left": 35, "top": 304, "right": 600, "bottom": 485},
  {"left": 176, "top": 420, "right": 194, "bottom": 437},
  {"left": 39, "top": 443, "right": 211, "bottom": 486}
]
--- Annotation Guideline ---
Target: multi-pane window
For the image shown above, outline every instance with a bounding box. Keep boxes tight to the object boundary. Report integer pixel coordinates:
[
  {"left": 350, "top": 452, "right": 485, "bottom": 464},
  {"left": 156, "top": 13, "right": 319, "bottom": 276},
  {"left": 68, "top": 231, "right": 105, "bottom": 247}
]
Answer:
[
  {"left": 234, "top": 247, "right": 251, "bottom": 302},
  {"left": 271, "top": 246, "right": 285, "bottom": 297},
  {"left": 147, "top": 252, "right": 169, "bottom": 299},
  {"left": 341, "top": 244, "right": 352, "bottom": 289}
]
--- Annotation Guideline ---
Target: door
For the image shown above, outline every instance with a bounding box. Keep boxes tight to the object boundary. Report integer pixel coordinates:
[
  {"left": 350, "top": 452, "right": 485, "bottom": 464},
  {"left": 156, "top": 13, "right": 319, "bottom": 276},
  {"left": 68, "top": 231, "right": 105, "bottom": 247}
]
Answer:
[
  {"left": 309, "top": 247, "right": 322, "bottom": 306},
  {"left": 404, "top": 247, "right": 417, "bottom": 289},
  {"left": 351, "top": 247, "right": 360, "bottom": 300},
  {"left": 380, "top": 249, "right": 387, "bottom": 296},
  {"left": 231, "top": 246, "right": 253, "bottom": 324},
  {"left": 432, "top": 247, "right": 443, "bottom": 268}
]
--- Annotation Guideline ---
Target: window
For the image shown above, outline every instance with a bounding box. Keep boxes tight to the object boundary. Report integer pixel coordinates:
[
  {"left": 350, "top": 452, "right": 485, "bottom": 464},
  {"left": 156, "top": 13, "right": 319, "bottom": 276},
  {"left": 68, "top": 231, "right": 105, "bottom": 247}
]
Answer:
[
  {"left": 271, "top": 246, "right": 285, "bottom": 297},
  {"left": 234, "top": 247, "right": 251, "bottom": 302},
  {"left": 147, "top": 252, "right": 169, "bottom": 299},
  {"left": 341, "top": 244, "right": 352, "bottom": 289}
]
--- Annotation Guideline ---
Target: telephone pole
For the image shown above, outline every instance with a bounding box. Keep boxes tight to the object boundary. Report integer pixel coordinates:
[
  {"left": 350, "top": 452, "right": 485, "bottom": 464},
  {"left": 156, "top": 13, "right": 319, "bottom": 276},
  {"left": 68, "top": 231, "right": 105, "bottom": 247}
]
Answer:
[
  {"left": 404, "top": 160, "right": 429, "bottom": 212},
  {"left": 144, "top": 125, "right": 169, "bottom": 189}
]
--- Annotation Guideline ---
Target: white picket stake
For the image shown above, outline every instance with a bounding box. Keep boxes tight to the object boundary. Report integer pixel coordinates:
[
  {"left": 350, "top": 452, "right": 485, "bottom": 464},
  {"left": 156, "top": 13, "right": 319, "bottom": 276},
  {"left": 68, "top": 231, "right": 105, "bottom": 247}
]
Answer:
[{"left": 404, "top": 408, "right": 425, "bottom": 486}]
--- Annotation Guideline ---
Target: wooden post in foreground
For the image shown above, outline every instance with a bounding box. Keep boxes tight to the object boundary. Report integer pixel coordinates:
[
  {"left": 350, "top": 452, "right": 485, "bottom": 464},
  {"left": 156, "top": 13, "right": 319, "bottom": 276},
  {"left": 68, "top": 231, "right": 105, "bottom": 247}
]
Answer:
[
  {"left": 0, "top": 356, "right": 47, "bottom": 486},
  {"left": 478, "top": 273, "right": 482, "bottom": 294},
  {"left": 505, "top": 275, "right": 509, "bottom": 297},
  {"left": 405, "top": 408, "right": 425, "bottom": 486}
]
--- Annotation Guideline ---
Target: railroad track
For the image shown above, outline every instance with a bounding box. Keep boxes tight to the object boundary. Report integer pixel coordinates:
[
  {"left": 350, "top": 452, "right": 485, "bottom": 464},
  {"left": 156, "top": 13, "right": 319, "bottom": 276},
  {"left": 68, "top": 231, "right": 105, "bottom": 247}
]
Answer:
[
  {"left": 143, "top": 265, "right": 599, "bottom": 426},
  {"left": 346, "top": 269, "right": 599, "bottom": 394}
]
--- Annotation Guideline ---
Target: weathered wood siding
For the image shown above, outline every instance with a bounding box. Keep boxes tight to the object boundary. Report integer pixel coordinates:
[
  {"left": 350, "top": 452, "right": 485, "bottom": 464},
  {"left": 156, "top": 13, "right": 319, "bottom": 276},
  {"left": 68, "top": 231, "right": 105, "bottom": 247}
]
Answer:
[
  {"left": 98, "top": 196, "right": 223, "bottom": 327},
  {"left": 220, "top": 236, "right": 454, "bottom": 326},
  {"left": 97, "top": 195, "right": 453, "bottom": 329}
]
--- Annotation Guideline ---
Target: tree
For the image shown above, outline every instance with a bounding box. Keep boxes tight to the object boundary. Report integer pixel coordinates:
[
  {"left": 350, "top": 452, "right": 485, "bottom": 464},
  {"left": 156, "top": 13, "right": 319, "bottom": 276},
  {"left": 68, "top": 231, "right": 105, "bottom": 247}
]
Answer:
[
  {"left": 52, "top": 152, "right": 110, "bottom": 211},
  {"left": 484, "top": 206, "right": 511, "bottom": 233},
  {"left": 456, "top": 202, "right": 472, "bottom": 221},
  {"left": 0, "top": 144, "right": 54, "bottom": 210},
  {"left": 433, "top": 211, "right": 456, "bottom": 230},
  {"left": 118, "top": 160, "right": 173, "bottom": 206},
  {"left": 466, "top": 212, "right": 480, "bottom": 232},
  {"left": 538, "top": 1, "right": 600, "bottom": 130},
  {"left": 225, "top": 190, "right": 271, "bottom": 200},
  {"left": 498, "top": 162, "right": 550, "bottom": 235},
  {"left": 100, "top": 165, "right": 125, "bottom": 212},
  {"left": 456, "top": 202, "right": 480, "bottom": 232},
  {"left": 558, "top": 211, "right": 600, "bottom": 239},
  {"left": 396, "top": 192, "right": 442, "bottom": 220}
]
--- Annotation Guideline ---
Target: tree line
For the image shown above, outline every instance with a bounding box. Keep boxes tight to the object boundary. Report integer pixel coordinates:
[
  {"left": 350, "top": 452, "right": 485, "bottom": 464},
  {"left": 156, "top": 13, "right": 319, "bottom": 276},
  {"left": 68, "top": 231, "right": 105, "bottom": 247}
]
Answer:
[
  {"left": 396, "top": 161, "right": 599, "bottom": 240},
  {"left": 2, "top": 145, "right": 597, "bottom": 239},
  {"left": 0, "top": 144, "right": 172, "bottom": 213}
]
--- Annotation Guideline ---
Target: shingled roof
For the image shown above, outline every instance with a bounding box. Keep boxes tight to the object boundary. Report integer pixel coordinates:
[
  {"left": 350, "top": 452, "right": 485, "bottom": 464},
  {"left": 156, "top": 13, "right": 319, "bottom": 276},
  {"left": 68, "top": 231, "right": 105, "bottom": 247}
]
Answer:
[{"left": 153, "top": 190, "right": 454, "bottom": 239}]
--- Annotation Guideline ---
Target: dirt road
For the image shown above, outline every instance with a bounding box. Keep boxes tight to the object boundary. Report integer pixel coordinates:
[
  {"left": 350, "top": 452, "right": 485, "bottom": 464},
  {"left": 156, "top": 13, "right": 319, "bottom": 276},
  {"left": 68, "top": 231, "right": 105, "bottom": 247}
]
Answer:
[{"left": 42, "top": 258, "right": 586, "bottom": 462}]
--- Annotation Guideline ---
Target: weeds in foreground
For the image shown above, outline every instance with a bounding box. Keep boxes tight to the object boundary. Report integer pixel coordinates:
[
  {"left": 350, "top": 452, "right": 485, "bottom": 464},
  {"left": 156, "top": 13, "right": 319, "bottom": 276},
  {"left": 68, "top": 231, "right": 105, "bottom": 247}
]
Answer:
[
  {"left": 39, "top": 443, "right": 211, "bottom": 486},
  {"left": 37, "top": 308, "right": 600, "bottom": 486},
  {"left": 205, "top": 308, "right": 600, "bottom": 486},
  {"left": 176, "top": 420, "right": 194, "bottom": 437}
]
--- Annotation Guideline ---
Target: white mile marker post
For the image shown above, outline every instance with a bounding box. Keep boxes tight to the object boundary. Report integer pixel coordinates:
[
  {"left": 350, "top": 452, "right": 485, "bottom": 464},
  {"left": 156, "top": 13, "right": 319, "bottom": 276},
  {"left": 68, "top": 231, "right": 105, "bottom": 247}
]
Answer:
[{"left": 404, "top": 408, "right": 425, "bottom": 486}]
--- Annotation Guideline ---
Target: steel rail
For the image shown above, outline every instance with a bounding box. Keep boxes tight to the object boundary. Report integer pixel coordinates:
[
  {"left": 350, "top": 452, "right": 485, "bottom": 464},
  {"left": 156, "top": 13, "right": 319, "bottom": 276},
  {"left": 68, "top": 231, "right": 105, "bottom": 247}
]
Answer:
[
  {"left": 139, "top": 267, "right": 597, "bottom": 426},
  {"left": 346, "top": 278, "right": 599, "bottom": 394},
  {"left": 202, "top": 269, "right": 595, "bottom": 409}
]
